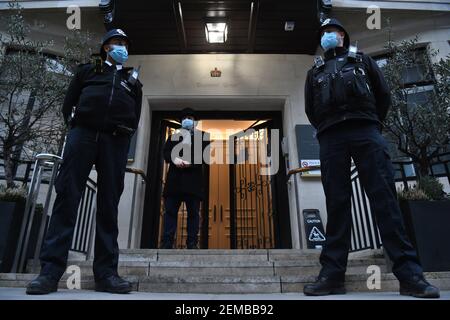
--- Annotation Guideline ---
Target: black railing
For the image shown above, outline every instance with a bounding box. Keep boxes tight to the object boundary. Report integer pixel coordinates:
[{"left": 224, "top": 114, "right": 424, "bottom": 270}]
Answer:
[
  {"left": 350, "top": 167, "right": 382, "bottom": 252},
  {"left": 288, "top": 153, "right": 449, "bottom": 252},
  {"left": 1, "top": 155, "right": 97, "bottom": 272},
  {"left": 349, "top": 152, "right": 450, "bottom": 252},
  {"left": 2, "top": 153, "right": 148, "bottom": 271},
  {"left": 71, "top": 177, "right": 97, "bottom": 254},
  {"left": 1, "top": 157, "right": 97, "bottom": 255}
]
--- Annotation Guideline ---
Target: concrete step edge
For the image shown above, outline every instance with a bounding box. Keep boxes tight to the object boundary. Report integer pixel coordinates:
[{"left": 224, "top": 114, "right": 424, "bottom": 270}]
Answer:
[{"left": 6, "top": 271, "right": 450, "bottom": 282}]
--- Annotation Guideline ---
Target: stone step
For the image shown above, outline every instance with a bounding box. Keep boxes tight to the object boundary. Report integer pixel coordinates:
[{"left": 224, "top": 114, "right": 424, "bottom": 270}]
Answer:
[
  {"left": 25, "top": 261, "right": 151, "bottom": 276},
  {"left": 119, "top": 249, "right": 323, "bottom": 262},
  {"left": 117, "top": 249, "right": 384, "bottom": 262},
  {"left": 145, "top": 258, "right": 387, "bottom": 277},
  {"left": 10, "top": 250, "right": 445, "bottom": 294},
  {"left": 273, "top": 259, "right": 388, "bottom": 276},
  {"left": 26, "top": 257, "right": 387, "bottom": 277},
  {"left": 138, "top": 275, "right": 282, "bottom": 293},
  {"left": 0, "top": 273, "right": 139, "bottom": 291},
  {"left": 280, "top": 272, "right": 450, "bottom": 293},
  {"left": 62, "top": 249, "right": 384, "bottom": 261},
  {"left": 2, "top": 272, "right": 450, "bottom": 294}
]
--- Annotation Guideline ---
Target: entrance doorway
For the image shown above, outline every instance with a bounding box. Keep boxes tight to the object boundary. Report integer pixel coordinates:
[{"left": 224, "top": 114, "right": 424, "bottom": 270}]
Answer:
[{"left": 141, "top": 111, "right": 291, "bottom": 249}]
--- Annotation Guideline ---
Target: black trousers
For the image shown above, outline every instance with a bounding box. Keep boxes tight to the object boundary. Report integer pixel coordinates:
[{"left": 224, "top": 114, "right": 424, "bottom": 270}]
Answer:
[
  {"left": 162, "top": 195, "right": 201, "bottom": 247},
  {"left": 40, "top": 126, "right": 130, "bottom": 281},
  {"left": 317, "top": 121, "right": 423, "bottom": 282}
]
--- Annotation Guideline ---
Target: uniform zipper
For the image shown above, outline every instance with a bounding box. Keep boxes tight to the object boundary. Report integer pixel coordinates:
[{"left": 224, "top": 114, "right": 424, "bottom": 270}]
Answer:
[
  {"left": 108, "top": 69, "right": 117, "bottom": 108},
  {"left": 102, "top": 69, "right": 117, "bottom": 133}
]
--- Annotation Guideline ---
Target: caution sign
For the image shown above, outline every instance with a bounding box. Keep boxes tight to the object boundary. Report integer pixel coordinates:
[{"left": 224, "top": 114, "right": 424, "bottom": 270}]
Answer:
[
  {"left": 303, "top": 209, "right": 326, "bottom": 249},
  {"left": 308, "top": 226, "right": 326, "bottom": 242}
]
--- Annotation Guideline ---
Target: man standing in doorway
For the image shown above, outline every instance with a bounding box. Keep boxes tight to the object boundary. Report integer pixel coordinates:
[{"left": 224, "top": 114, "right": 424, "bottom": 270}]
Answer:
[
  {"left": 161, "top": 108, "right": 211, "bottom": 249},
  {"left": 26, "top": 29, "right": 142, "bottom": 295},
  {"left": 303, "top": 18, "right": 439, "bottom": 298}
]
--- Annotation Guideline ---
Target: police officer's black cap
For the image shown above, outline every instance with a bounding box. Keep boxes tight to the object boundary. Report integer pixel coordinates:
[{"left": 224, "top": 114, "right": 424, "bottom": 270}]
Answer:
[
  {"left": 180, "top": 108, "right": 196, "bottom": 121},
  {"left": 318, "top": 18, "right": 350, "bottom": 49},
  {"left": 100, "top": 28, "right": 130, "bottom": 60}
]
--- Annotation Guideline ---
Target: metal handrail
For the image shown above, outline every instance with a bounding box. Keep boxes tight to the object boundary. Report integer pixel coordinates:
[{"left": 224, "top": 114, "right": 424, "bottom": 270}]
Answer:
[
  {"left": 125, "top": 167, "right": 149, "bottom": 249},
  {"left": 125, "top": 167, "right": 149, "bottom": 184},
  {"left": 73, "top": 177, "right": 97, "bottom": 260},
  {"left": 10, "top": 157, "right": 149, "bottom": 271},
  {"left": 11, "top": 153, "right": 63, "bottom": 273},
  {"left": 287, "top": 165, "right": 321, "bottom": 179}
]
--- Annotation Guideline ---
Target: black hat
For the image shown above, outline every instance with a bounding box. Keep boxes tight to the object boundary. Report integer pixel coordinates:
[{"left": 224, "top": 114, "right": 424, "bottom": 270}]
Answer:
[
  {"left": 180, "top": 108, "right": 196, "bottom": 121},
  {"left": 100, "top": 28, "right": 130, "bottom": 60},
  {"left": 318, "top": 18, "right": 350, "bottom": 49}
]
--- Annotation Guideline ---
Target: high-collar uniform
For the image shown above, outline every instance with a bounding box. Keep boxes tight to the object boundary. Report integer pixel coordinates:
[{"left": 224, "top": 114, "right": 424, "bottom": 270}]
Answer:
[{"left": 304, "top": 47, "right": 423, "bottom": 282}]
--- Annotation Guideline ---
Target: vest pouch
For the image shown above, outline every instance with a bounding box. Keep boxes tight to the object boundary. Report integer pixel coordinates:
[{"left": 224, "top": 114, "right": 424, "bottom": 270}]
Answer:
[
  {"left": 345, "top": 66, "right": 372, "bottom": 98},
  {"left": 313, "top": 73, "right": 333, "bottom": 118},
  {"left": 332, "top": 71, "right": 348, "bottom": 106}
]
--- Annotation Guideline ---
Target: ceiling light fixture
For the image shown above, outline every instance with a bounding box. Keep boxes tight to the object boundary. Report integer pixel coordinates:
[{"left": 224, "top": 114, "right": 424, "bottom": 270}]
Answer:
[{"left": 205, "top": 19, "right": 228, "bottom": 44}]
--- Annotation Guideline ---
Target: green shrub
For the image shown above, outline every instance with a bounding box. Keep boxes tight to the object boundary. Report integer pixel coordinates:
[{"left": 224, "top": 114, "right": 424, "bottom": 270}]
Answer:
[
  {"left": 397, "top": 175, "right": 449, "bottom": 201},
  {"left": 398, "top": 187, "right": 431, "bottom": 201},
  {"left": 417, "top": 176, "right": 446, "bottom": 200},
  {"left": 0, "top": 185, "right": 27, "bottom": 203}
]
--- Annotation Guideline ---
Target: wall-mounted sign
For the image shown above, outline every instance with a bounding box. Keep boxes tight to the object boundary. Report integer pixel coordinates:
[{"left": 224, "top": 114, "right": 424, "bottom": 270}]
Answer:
[
  {"left": 295, "top": 124, "right": 320, "bottom": 177},
  {"left": 300, "top": 159, "right": 321, "bottom": 177},
  {"left": 210, "top": 67, "right": 222, "bottom": 77}
]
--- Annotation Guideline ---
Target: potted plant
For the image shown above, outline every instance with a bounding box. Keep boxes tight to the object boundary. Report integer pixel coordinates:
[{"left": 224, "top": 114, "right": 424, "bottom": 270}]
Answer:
[
  {"left": 378, "top": 30, "right": 450, "bottom": 272},
  {"left": 0, "top": 185, "right": 26, "bottom": 272},
  {"left": 381, "top": 34, "right": 450, "bottom": 177},
  {"left": 0, "top": 185, "right": 45, "bottom": 272},
  {"left": 398, "top": 177, "right": 450, "bottom": 272}
]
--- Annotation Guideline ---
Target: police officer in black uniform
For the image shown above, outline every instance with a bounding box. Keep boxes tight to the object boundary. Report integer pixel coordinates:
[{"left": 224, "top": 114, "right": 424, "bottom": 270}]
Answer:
[
  {"left": 303, "top": 19, "right": 439, "bottom": 298},
  {"left": 26, "top": 29, "right": 142, "bottom": 295},
  {"left": 161, "top": 108, "right": 210, "bottom": 249}
]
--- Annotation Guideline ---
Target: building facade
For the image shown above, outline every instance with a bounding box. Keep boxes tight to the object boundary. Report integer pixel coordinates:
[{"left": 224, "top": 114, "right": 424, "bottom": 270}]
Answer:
[{"left": 1, "top": 0, "right": 449, "bottom": 253}]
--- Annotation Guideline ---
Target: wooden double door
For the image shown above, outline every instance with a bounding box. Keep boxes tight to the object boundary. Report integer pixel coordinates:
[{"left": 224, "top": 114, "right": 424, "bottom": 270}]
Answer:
[{"left": 152, "top": 115, "right": 289, "bottom": 250}]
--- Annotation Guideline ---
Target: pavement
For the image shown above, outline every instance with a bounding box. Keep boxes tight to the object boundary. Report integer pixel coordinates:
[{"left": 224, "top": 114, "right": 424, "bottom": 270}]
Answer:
[{"left": 0, "top": 287, "right": 449, "bottom": 300}]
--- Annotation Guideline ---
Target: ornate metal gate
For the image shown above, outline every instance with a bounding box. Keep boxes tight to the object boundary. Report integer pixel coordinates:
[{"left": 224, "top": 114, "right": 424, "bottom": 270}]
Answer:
[{"left": 229, "top": 122, "right": 276, "bottom": 249}]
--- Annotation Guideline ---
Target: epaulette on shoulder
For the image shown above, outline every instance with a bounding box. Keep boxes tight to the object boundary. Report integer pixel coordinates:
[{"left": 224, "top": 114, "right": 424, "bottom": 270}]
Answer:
[{"left": 312, "top": 55, "right": 325, "bottom": 71}]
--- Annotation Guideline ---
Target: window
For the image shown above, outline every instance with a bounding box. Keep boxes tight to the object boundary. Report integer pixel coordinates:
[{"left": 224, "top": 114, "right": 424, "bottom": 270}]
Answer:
[
  {"left": 374, "top": 47, "right": 434, "bottom": 87},
  {"left": 373, "top": 48, "right": 431, "bottom": 162},
  {"left": 373, "top": 47, "right": 449, "bottom": 176},
  {"left": 405, "top": 84, "right": 434, "bottom": 110},
  {"left": 45, "top": 57, "right": 73, "bottom": 76}
]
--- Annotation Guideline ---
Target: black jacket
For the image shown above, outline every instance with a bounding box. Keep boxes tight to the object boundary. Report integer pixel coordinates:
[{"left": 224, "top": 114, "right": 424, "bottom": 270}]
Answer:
[
  {"left": 62, "top": 62, "right": 143, "bottom": 133},
  {"left": 305, "top": 47, "right": 391, "bottom": 135},
  {"left": 163, "top": 130, "right": 211, "bottom": 200}
]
